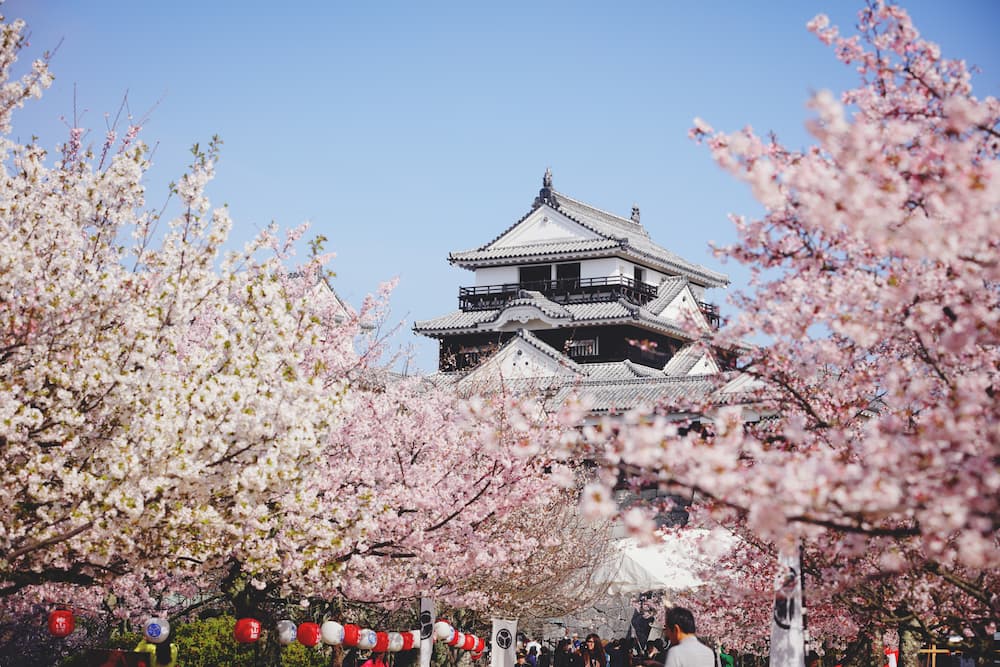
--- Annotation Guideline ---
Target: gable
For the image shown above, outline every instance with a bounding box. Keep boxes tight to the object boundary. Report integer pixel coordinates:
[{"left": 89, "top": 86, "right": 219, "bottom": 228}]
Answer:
[
  {"left": 660, "top": 284, "right": 710, "bottom": 331},
  {"left": 490, "top": 206, "right": 602, "bottom": 249},
  {"left": 684, "top": 352, "right": 719, "bottom": 376},
  {"left": 460, "top": 333, "right": 582, "bottom": 387},
  {"left": 484, "top": 303, "right": 571, "bottom": 331}
]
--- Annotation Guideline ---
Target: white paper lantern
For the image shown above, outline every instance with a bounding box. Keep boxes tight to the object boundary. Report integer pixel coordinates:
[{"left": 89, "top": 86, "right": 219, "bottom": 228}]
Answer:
[
  {"left": 410, "top": 629, "right": 422, "bottom": 647},
  {"left": 277, "top": 620, "right": 298, "bottom": 646},
  {"left": 388, "top": 632, "right": 404, "bottom": 652},
  {"left": 322, "top": 620, "right": 345, "bottom": 646},
  {"left": 433, "top": 621, "right": 453, "bottom": 641},
  {"left": 144, "top": 617, "right": 170, "bottom": 644},
  {"left": 358, "top": 628, "right": 377, "bottom": 649}
]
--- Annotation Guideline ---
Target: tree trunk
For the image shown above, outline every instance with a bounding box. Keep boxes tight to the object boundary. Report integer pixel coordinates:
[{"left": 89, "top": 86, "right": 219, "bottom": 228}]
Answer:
[
  {"left": 841, "top": 632, "right": 883, "bottom": 667},
  {"left": 898, "top": 617, "right": 922, "bottom": 667}
]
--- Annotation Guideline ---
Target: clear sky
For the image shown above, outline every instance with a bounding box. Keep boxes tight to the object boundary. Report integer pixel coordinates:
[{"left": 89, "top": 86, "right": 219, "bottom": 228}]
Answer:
[{"left": 7, "top": 0, "right": 998, "bottom": 373}]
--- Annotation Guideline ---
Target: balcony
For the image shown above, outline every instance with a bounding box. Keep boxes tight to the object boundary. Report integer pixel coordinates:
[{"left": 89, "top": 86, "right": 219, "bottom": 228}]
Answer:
[
  {"left": 459, "top": 276, "right": 658, "bottom": 311},
  {"left": 698, "top": 301, "right": 722, "bottom": 330}
]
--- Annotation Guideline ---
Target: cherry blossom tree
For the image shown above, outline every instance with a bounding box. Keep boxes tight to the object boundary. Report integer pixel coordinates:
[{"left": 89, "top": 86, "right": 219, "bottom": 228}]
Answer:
[
  {"left": 0, "top": 13, "right": 596, "bottom": 663},
  {"left": 579, "top": 2, "right": 999, "bottom": 661},
  {"left": 0, "top": 17, "right": 361, "bottom": 615}
]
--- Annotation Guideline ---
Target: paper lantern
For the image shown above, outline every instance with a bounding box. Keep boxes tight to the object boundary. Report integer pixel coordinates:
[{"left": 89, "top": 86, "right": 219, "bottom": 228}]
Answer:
[
  {"left": 298, "top": 622, "right": 322, "bottom": 648},
  {"left": 402, "top": 631, "right": 417, "bottom": 650},
  {"left": 47, "top": 610, "right": 75, "bottom": 638},
  {"left": 475, "top": 636, "right": 486, "bottom": 653},
  {"left": 358, "top": 628, "right": 377, "bottom": 650},
  {"left": 144, "top": 617, "right": 170, "bottom": 644},
  {"left": 321, "top": 620, "right": 345, "bottom": 645},
  {"left": 434, "top": 620, "right": 453, "bottom": 641},
  {"left": 276, "top": 620, "right": 297, "bottom": 646},
  {"left": 449, "top": 631, "right": 466, "bottom": 648},
  {"left": 374, "top": 631, "right": 390, "bottom": 653},
  {"left": 388, "top": 632, "right": 404, "bottom": 652},
  {"left": 472, "top": 653, "right": 484, "bottom": 661},
  {"left": 234, "top": 617, "right": 262, "bottom": 644},
  {"left": 343, "top": 624, "right": 361, "bottom": 647},
  {"left": 462, "top": 634, "right": 477, "bottom": 651}
]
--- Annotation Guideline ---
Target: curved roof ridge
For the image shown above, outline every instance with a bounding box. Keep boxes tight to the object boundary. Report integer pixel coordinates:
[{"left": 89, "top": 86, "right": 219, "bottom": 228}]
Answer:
[
  {"left": 552, "top": 189, "right": 649, "bottom": 238},
  {"left": 623, "top": 358, "right": 668, "bottom": 377},
  {"left": 506, "top": 291, "right": 572, "bottom": 318}
]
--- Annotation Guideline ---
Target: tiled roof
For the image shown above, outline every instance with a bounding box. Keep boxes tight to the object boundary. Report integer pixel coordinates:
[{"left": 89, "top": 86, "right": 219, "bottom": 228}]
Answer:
[
  {"left": 443, "top": 365, "right": 718, "bottom": 414},
  {"left": 413, "top": 309, "right": 500, "bottom": 331},
  {"left": 423, "top": 327, "right": 746, "bottom": 415},
  {"left": 451, "top": 184, "right": 728, "bottom": 288},
  {"left": 643, "top": 276, "right": 689, "bottom": 316},
  {"left": 583, "top": 360, "right": 668, "bottom": 381},
  {"left": 449, "top": 239, "right": 621, "bottom": 263},
  {"left": 553, "top": 376, "right": 717, "bottom": 414},
  {"left": 507, "top": 291, "right": 572, "bottom": 318},
  {"left": 663, "top": 343, "right": 708, "bottom": 376},
  {"left": 564, "top": 301, "right": 634, "bottom": 319},
  {"left": 414, "top": 298, "right": 691, "bottom": 338},
  {"left": 551, "top": 191, "right": 728, "bottom": 287}
]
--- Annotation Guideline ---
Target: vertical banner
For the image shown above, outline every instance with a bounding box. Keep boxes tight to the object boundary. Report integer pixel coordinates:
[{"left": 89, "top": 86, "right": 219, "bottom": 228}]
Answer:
[
  {"left": 419, "top": 598, "right": 436, "bottom": 667},
  {"left": 490, "top": 618, "right": 518, "bottom": 667},
  {"left": 769, "top": 549, "right": 805, "bottom": 667}
]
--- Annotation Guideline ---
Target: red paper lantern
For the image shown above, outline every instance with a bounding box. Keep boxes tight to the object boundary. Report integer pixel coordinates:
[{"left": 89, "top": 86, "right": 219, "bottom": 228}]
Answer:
[
  {"left": 374, "top": 631, "right": 390, "bottom": 653},
  {"left": 401, "top": 631, "right": 415, "bottom": 651},
  {"left": 449, "top": 631, "right": 464, "bottom": 647},
  {"left": 462, "top": 634, "right": 477, "bottom": 651},
  {"left": 474, "top": 636, "right": 486, "bottom": 653},
  {"left": 298, "top": 622, "right": 322, "bottom": 648},
  {"left": 342, "top": 623, "right": 361, "bottom": 647},
  {"left": 234, "top": 617, "right": 262, "bottom": 644},
  {"left": 48, "top": 610, "right": 75, "bottom": 638},
  {"left": 472, "top": 653, "right": 484, "bottom": 661}
]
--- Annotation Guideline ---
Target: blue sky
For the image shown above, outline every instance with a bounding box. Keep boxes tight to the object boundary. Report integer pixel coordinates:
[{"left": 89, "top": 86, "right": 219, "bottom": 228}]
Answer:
[{"left": 8, "top": 1, "right": 998, "bottom": 373}]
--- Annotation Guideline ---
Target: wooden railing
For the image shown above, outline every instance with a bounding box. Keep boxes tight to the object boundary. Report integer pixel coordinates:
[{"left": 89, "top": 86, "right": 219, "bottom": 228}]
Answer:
[{"left": 458, "top": 276, "right": 658, "bottom": 311}]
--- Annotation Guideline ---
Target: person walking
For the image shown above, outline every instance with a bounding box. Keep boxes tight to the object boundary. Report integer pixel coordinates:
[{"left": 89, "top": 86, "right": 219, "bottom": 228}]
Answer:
[
  {"left": 580, "top": 634, "right": 608, "bottom": 667},
  {"left": 555, "top": 638, "right": 581, "bottom": 667},
  {"left": 639, "top": 639, "right": 665, "bottom": 667},
  {"left": 662, "top": 607, "right": 714, "bottom": 667}
]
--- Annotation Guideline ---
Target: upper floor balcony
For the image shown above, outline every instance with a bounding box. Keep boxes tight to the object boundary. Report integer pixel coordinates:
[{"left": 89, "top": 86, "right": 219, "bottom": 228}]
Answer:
[
  {"left": 458, "top": 276, "right": 723, "bottom": 330},
  {"left": 459, "top": 275, "right": 657, "bottom": 311}
]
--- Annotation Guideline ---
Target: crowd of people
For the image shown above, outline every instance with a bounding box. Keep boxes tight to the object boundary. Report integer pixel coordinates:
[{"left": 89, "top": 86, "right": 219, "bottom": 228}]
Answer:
[{"left": 517, "top": 607, "right": 715, "bottom": 667}]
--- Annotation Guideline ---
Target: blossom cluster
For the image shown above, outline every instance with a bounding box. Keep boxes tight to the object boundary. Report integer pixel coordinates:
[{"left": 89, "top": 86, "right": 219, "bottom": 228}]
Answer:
[{"left": 596, "top": 1, "right": 998, "bottom": 650}]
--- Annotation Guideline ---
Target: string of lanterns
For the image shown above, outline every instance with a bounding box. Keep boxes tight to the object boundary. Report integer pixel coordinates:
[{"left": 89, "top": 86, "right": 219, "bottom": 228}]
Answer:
[
  {"left": 48, "top": 609, "right": 485, "bottom": 660},
  {"left": 240, "top": 616, "right": 485, "bottom": 660}
]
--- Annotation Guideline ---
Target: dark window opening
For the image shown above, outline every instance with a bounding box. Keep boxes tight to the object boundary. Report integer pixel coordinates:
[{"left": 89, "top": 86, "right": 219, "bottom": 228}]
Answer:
[
  {"left": 556, "top": 262, "right": 581, "bottom": 281},
  {"left": 519, "top": 264, "right": 551, "bottom": 290}
]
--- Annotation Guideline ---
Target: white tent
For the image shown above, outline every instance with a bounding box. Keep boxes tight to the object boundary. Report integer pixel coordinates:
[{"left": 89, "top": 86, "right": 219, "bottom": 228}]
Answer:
[{"left": 592, "top": 530, "right": 733, "bottom": 595}]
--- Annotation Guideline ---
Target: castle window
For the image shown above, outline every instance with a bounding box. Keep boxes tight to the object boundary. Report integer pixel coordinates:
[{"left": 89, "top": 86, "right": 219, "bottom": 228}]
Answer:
[
  {"left": 566, "top": 338, "right": 599, "bottom": 358},
  {"left": 556, "top": 262, "right": 581, "bottom": 283},
  {"left": 519, "top": 264, "right": 551, "bottom": 289}
]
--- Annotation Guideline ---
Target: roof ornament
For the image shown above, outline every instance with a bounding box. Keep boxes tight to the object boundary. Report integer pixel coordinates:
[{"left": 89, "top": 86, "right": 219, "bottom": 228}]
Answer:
[
  {"left": 631, "top": 204, "right": 641, "bottom": 223},
  {"left": 533, "top": 167, "right": 559, "bottom": 208}
]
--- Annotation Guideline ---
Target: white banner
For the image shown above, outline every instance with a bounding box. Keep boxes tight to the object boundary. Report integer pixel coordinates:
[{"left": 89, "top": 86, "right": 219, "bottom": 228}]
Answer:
[
  {"left": 769, "top": 549, "right": 805, "bottom": 667},
  {"left": 490, "top": 618, "right": 518, "bottom": 667},
  {"left": 419, "top": 598, "right": 436, "bottom": 667}
]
